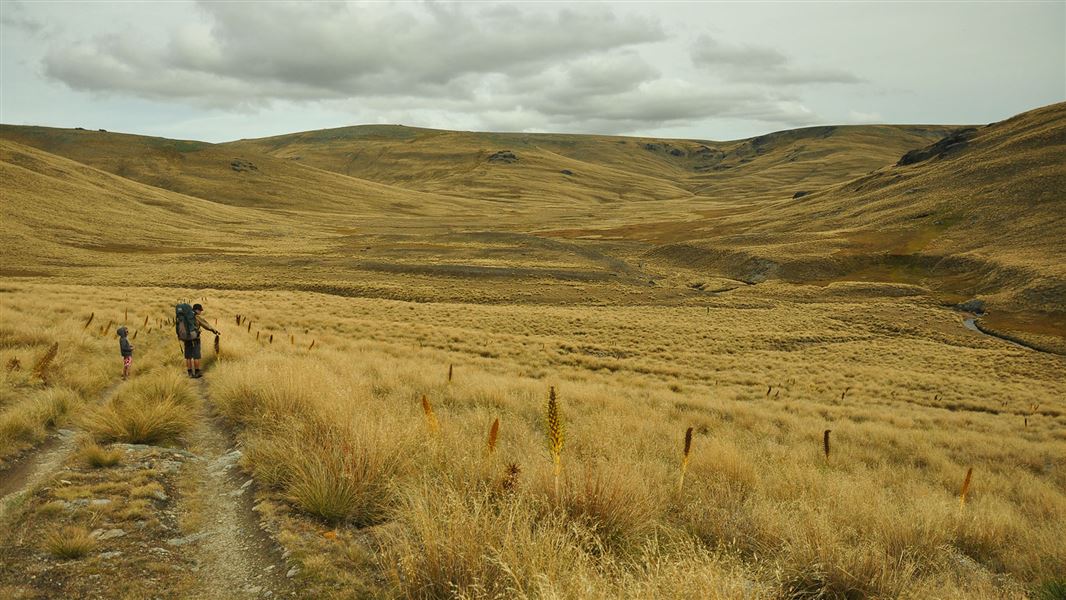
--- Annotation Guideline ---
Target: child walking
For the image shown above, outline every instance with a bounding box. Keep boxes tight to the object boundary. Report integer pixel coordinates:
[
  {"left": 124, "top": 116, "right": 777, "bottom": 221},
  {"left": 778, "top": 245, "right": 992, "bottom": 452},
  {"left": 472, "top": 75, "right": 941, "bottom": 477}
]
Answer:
[{"left": 117, "top": 326, "right": 134, "bottom": 380}]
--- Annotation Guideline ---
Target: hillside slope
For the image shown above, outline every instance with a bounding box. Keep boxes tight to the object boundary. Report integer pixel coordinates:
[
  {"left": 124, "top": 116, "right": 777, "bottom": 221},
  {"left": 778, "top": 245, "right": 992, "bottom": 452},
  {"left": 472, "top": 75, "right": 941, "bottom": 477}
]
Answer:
[
  {"left": 633, "top": 102, "right": 1066, "bottom": 325},
  {"left": 0, "top": 126, "right": 485, "bottom": 221},
  {"left": 0, "top": 139, "right": 270, "bottom": 268},
  {"left": 227, "top": 123, "right": 952, "bottom": 209}
]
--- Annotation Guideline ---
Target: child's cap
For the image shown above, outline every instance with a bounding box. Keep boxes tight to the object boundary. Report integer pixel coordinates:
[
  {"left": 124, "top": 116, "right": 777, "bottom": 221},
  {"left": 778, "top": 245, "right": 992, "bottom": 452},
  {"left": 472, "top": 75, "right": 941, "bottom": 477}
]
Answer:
[
  {"left": 193, "top": 303, "right": 203, "bottom": 312},
  {"left": 117, "top": 326, "right": 128, "bottom": 337}
]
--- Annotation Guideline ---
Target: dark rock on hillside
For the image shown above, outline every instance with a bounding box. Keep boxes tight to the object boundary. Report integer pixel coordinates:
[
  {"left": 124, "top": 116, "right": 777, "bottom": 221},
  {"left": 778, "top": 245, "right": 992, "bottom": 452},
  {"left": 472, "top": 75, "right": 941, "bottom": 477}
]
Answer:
[
  {"left": 643, "top": 142, "right": 686, "bottom": 157},
  {"left": 560, "top": 169, "right": 573, "bottom": 176},
  {"left": 693, "top": 145, "right": 717, "bottom": 156},
  {"left": 792, "top": 191, "right": 809, "bottom": 199},
  {"left": 897, "top": 128, "right": 977, "bottom": 166},
  {"left": 231, "top": 158, "right": 258, "bottom": 172},
  {"left": 487, "top": 150, "right": 518, "bottom": 164}
]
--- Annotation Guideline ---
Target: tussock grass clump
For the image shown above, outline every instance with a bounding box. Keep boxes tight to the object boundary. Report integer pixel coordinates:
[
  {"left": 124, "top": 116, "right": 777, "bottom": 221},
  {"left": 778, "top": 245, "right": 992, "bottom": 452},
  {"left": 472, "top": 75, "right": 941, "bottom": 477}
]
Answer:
[
  {"left": 0, "top": 387, "right": 79, "bottom": 453},
  {"left": 558, "top": 464, "right": 660, "bottom": 552},
  {"left": 82, "top": 372, "right": 196, "bottom": 445},
  {"left": 0, "top": 410, "right": 41, "bottom": 449},
  {"left": 380, "top": 487, "right": 588, "bottom": 598},
  {"left": 282, "top": 422, "right": 408, "bottom": 526},
  {"left": 84, "top": 398, "right": 194, "bottom": 445},
  {"left": 44, "top": 525, "right": 97, "bottom": 559},
  {"left": 1034, "top": 579, "right": 1066, "bottom": 600},
  {"left": 78, "top": 439, "right": 123, "bottom": 468}
]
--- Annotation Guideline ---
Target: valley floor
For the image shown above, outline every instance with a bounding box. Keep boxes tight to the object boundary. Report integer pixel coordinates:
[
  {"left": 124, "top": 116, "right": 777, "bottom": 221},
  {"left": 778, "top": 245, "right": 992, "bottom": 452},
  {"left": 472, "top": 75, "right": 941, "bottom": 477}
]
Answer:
[{"left": 1, "top": 279, "right": 1064, "bottom": 599}]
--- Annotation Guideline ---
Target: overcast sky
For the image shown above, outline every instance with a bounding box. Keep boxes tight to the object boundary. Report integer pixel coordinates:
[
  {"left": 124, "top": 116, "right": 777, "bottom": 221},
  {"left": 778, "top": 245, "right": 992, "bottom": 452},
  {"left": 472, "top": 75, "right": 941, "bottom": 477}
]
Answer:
[{"left": 2, "top": 1, "right": 1063, "bottom": 142}]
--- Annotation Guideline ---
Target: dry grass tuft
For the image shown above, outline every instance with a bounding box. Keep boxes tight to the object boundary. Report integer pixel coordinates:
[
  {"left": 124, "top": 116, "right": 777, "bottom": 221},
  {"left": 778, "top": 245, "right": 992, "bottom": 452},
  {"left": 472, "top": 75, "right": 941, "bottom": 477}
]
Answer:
[
  {"left": 84, "top": 398, "right": 194, "bottom": 445},
  {"left": 559, "top": 464, "right": 659, "bottom": 552},
  {"left": 78, "top": 439, "right": 123, "bottom": 468},
  {"left": 283, "top": 424, "right": 406, "bottom": 526},
  {"left": 82, "top": 312, "right": 95, "bottom": 329},
  {"left": 823, "top": 429, "right": 832, "bottom": 460},
  {"left": 43, "top": 526, "right": 97, "bottom": 559},
  {"left": 82, "top": 372, "right": 196, "bottom": 445}
]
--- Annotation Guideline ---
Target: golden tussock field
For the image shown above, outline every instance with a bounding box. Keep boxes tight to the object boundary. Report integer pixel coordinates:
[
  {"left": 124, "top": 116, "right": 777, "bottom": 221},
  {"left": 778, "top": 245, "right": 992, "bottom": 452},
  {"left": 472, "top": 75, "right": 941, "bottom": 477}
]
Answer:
[{"left": 1, "top": 102, "right": 1065, "bottom": 599}]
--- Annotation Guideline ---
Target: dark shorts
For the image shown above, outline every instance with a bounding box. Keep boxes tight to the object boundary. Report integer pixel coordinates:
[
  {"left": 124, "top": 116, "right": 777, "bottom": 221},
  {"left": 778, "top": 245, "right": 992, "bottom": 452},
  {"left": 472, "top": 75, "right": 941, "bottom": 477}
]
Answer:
[{"left": 183, "top": 339, "right": 202, "bottom": 360}]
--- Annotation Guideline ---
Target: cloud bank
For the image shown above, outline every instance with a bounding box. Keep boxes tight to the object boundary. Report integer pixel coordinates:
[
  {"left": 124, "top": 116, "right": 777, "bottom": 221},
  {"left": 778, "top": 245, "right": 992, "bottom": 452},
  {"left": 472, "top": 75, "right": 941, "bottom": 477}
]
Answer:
[{"left": 35, "top": 1, "right": 860, "bottom": 134}]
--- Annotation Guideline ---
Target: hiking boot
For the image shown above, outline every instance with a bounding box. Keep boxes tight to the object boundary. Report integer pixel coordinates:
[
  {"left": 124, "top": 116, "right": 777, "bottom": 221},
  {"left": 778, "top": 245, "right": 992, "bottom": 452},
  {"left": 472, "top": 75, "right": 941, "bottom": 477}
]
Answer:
[{"left": 193, "top": 371, "right": 203, "bottom": 379}]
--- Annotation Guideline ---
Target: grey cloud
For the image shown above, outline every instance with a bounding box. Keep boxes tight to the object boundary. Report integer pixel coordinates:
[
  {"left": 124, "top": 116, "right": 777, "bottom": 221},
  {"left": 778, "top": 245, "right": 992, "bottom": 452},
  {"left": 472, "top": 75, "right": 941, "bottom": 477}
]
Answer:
[
  {"left": 1, "top": 1, "right": 46, "bottom": 35},
  {"left": 46, "top": 2, "right": 665, "bottom": 100},
  {"left": 38, "top": 2, "right": 826, "bottom": 133},
  {"left": 349, "top": 79, "right": 817, "bottom": 135},
  {"left": 692, "top": 35, "right": 861, "bottom": 85}
]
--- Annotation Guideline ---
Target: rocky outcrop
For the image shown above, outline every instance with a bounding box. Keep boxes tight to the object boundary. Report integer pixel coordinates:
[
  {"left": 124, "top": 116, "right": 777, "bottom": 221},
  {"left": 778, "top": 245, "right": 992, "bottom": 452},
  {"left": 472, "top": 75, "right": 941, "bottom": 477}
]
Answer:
[
  {"left": 487, "top": 150, "right": 518, "bottom": 164},
  {"left": 897, "top": 128, "right": 977, "bottom": 166},
  {"left": 230, "top": 158, "right": 258, "bottom": 172}
]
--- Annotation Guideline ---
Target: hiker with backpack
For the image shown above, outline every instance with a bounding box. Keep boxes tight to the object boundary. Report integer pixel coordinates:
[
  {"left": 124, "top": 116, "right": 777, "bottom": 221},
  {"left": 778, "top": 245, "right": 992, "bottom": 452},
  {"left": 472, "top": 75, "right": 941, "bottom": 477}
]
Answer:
[{"left": 175, "top": 302, "right": 220, "bottom": 379}]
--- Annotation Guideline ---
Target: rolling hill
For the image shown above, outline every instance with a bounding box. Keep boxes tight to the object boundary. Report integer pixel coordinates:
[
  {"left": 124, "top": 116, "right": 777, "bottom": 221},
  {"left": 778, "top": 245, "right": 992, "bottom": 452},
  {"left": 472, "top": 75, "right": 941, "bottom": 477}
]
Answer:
[{"left": 2, "top": 103, "right": 1063, "bottom": 343}]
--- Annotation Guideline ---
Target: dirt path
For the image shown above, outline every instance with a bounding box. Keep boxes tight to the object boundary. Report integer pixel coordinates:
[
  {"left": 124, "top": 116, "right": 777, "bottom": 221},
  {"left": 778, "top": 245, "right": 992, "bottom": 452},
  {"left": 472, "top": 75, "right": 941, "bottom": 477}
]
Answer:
[
  {"left": 177, "top": 379, "right": 295, "bottom": 599},
  {"left": 0, "top": 428, "right": 76, "bottom": 519},
  {"left": 0, "top": 382, "right": 122, "bottom": 518}
]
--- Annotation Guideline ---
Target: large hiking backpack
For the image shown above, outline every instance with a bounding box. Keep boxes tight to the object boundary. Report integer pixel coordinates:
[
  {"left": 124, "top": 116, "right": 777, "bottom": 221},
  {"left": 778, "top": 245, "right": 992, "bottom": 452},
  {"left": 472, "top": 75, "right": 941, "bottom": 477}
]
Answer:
[{"left": 175, "top": 303, "right": 199, "bottom": 341}]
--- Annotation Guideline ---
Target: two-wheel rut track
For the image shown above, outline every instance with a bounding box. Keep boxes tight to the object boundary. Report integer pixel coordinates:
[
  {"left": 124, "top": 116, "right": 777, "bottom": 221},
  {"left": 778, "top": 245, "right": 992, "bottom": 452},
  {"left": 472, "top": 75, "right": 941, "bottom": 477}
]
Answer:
[{"left": 0, "top": 375, "right": 296, "bottom": 598}]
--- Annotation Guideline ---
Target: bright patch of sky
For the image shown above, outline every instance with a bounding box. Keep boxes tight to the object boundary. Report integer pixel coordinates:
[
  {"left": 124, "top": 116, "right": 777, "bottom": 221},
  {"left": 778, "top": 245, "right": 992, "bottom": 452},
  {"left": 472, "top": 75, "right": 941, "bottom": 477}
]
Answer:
[{"left": 2, "top": 1, "right": 1063, "bottom": 142}]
